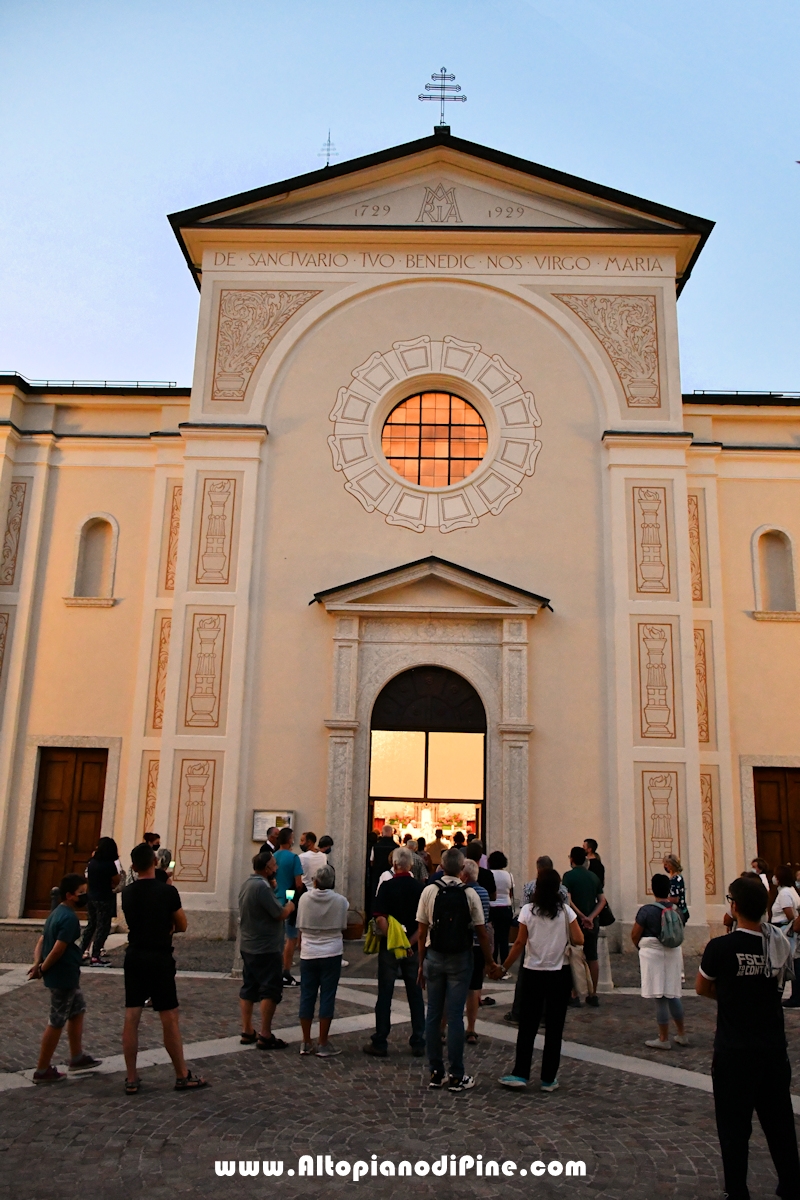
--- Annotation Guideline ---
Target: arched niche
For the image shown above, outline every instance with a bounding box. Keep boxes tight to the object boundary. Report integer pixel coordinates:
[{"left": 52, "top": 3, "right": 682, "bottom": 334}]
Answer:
[
  {"left": 69, "top": 513, "right": 119, "bottom": 603},
  {"left": 753, "top": 526, "right": 796, "bottom": 612}
]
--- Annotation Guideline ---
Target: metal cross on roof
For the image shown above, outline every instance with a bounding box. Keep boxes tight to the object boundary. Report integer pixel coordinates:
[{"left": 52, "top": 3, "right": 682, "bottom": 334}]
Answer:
[
  {"left": 419, "top": 67, "right": 467, "bottom": 129},
  {"left": 318, "top": 130, "right": 338, "bottom": 168}
]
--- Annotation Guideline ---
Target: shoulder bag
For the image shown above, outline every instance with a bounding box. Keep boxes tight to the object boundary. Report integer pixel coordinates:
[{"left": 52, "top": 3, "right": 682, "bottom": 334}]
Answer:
[{"left": 563, "top": 905, "right": 593, "bottom": 998}]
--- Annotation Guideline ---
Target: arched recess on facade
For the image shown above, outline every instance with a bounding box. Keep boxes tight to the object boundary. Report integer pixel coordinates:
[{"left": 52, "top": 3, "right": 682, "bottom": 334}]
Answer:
[
  {"left": 248, "top": 275, "right": 622, "bottom": 434},
  {"left": 71, "top": 512, "right": 119, "bottom": 599},
  {"left": 752, "top": 525, "right": 797, "bottom": 612}
]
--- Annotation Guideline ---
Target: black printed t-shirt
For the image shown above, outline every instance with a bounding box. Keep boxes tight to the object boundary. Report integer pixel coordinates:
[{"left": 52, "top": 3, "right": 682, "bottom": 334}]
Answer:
[{"left": 699, "top": 929, "right": 786, "bottom": 1054}]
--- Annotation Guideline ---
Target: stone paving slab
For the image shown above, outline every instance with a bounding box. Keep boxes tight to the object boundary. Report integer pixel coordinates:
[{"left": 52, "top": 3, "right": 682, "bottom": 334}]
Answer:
[
  {"left": 0, "top": 974, "right": 370, "bottom": 1074},
  {"left": 0, "top": 1028, "right": 787, "bottom": 1200},
  {"left": 1, "top": 945, "right": 798, "bottom": 1199}
]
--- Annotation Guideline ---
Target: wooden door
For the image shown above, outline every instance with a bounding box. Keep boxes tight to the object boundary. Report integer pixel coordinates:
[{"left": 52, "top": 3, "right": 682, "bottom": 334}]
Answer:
[
  {"left": 754, "top": 767, "right": 800, "bottom": 874},
  {"left": 24, "top": 748, "right": 108, "bottom": 917}
]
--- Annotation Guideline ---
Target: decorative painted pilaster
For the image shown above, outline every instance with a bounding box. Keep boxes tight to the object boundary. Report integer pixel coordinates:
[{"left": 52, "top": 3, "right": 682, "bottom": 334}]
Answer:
[
  {"left": 324, "top": 615, "right": 360, "bottom": 904},
  {"left": 154, "top": 424, "right": 266, "bottom": 925},
  {"left": 0, "top": 425, "right": 56, "bottom": 916},
  {"left": 602, "top": 430, "right": 707, "bottom": 947},
  {"left": 499, "top": 617, "right": 532, "bottom": 908}
]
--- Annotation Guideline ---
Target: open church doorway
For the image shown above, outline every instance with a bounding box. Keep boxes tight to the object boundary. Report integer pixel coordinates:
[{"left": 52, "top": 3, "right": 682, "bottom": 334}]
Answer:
[{"left": 368, "top": 667, "right": 486, "bottom": 888}]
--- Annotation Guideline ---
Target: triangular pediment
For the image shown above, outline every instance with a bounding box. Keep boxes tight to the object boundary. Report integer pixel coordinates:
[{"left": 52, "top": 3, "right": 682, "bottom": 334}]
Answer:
[
  {"left": 227, "top": 163, "right": 646, "bottom": 231},
  {"left": 313, "top": 556, "right": 549, "bottom": 617},
  {"left": 171, "top": 132, "right": 712, "bottom": 237}
]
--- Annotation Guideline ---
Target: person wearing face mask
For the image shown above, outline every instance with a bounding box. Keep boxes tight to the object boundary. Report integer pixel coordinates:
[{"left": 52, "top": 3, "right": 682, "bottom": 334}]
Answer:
[{"left": 28, "top": 874, "right": 102, "bottom": 1082}]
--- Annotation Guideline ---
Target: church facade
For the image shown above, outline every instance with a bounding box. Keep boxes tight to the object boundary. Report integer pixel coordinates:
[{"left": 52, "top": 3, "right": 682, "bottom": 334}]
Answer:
[{"left": 1, "top": 128, "right": 798, "bottom": 947}]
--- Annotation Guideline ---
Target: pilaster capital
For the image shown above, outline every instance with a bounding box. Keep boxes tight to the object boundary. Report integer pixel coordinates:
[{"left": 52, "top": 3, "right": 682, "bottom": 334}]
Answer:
[{"left": 179, "top": 423, "right": 267, "bottom": 461}]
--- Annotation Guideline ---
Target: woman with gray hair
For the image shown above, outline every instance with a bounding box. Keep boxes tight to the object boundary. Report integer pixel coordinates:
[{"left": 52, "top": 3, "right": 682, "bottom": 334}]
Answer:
[{"left": 296, "top": 866, "right": 349, "bottom": 1057}]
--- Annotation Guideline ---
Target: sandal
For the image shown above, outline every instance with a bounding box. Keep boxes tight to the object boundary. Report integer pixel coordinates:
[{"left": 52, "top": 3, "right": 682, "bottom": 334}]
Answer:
[
  {"left": 174, "top": 1071, "right": 208, "bottom": 1091},
  {"left": 479, "top": 996, "right": 496, "bottom": 1007},
  {"left": 256, "top": 1034, "right": 288, "bottom": 1051},
  {"left": 124, "top": 1077, "right": 141, "bottom": 1094},
  {"left": 239, "top": 1031, "right": 257, "bottom": 1045},
  {"left": 466, "top": 1031, "right": 479, "bottom": 1045}
]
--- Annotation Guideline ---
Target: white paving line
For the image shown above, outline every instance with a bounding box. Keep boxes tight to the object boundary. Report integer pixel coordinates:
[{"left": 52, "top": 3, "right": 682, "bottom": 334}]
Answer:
[
  {"left": 2, "top": 1012, "right": 384, "bottom": 1091},
  {"left": 472, "top": 1019, "right": 800, "bottom": 1115},
  {"left": 0, "top": 968, "right": 36, "bottom": 998},
  {"left": 3, "top": 970, "right": 799, "bottom": 1115}
]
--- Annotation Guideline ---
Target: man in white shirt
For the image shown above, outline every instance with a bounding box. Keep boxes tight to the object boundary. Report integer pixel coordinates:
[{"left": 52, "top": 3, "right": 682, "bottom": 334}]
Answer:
[
  {"left": 416, "top": 847, "right": 500, "bottom": 1093},
  {"left": 298, "top": 832, "right": 328, "bottom": 892}
]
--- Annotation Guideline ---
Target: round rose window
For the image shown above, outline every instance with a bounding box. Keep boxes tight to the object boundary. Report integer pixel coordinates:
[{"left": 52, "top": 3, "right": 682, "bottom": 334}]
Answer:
[{"left": 381, "top": 392, "right": 488, "bottom": 488}]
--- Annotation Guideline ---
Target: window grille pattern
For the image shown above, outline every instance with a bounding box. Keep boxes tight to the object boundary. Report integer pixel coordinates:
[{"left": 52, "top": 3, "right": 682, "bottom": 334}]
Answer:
[{"left": 381, "top": 392, "right": 488, "bottom": 487}]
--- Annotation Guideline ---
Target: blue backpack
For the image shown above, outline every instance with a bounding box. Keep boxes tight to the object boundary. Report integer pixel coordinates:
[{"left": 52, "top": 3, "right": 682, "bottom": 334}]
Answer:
[{"left": 657, "top": 902, "right": 685, "bottom": 948}]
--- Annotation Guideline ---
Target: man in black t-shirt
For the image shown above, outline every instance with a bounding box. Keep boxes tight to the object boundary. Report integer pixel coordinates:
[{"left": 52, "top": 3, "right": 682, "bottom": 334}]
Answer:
[
  {"left": 697, "top": 874, "right": 800, "bottom": 1200},
  {"left": 121, "top": 843, "right": 207, "bottom": 1094},
  {"left": 465, "top": 840, "right": 497, "bottom": 902},
  {"left": 363, "top": 846, "right": 425, "bottom": 1058},
  {"left": 583, "top": 838, "right": 605, "bottom": 888}
]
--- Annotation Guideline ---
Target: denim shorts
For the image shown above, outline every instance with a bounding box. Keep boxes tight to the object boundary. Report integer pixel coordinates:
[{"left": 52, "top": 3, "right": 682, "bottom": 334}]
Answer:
[{"left": 48, "top": 986, "right": 86, "bottom": 1029}]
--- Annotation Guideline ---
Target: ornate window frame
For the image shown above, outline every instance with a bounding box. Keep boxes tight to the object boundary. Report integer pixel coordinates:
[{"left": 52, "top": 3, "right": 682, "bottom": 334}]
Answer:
[{"left": 328, "top": 335, "right": 542, "bottom": 533}]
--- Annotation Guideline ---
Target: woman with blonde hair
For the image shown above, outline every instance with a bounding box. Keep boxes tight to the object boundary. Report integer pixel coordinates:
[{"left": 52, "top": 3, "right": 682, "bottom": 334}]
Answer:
[{"left": 663, "top": 854, "right": 689, "bottom": 925}]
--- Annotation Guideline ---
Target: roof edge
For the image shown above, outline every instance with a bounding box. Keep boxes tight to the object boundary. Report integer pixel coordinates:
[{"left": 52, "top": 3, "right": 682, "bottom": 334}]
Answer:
[
  {"left": 312, "top": 553, "right": 551, "bottom": 608},
  {"left": 168, "top": 129, "right": 714, "bottom": 293}
]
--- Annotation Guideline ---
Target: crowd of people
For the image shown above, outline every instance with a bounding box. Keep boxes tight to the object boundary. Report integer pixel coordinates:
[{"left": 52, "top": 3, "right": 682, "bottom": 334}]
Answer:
[
  {"left": 26, "top": 825, "right": 800, "bottom": 1199},
  {"left": 238, "top": 825, "right": 614, "bottom": 1093}
]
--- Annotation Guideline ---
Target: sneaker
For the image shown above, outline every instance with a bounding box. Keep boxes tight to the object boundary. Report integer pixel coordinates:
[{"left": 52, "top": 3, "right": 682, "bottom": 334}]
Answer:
[
  {"left": 478, "top": 995, "right": 496, "bottom": 1007},
  {"left": 32, "top": 1066, "right": 65, "bottom": 1084},
  {"left": 282, "top": 973, "right": 300, "bottom": 987},
  {"left": 90, "top": 957, "right": 112, "bottom": 968},
  {"left": 503, "top": 1012, "right": 519, "bottom": 1026},
  {"left": 567, "top": 997, "right": 582, "bottom": 1008},
  {"left": 585, "top": 994, "right": 599, "bottom": 1007},
  {"left": 411, "top": 1044, "right": 425, "bottom": 1058},
  {"left": 69, "top": 1054, "right": 102, "bottom": 1071},
  {"left": 540, "top": 1079, "right": 559, "bottom": 1093},
  {"left": 315, "top": 1043, "right": 341, "bottom": 1058},
  {"left": 428, "top": 1070, "right": 445, "bottom": 1089},
  {"left": 644, "top": 1038, "right": 671, "bottom": 1050},
  {"left": 448, "top": 1075, "right": 475, "bottom": 1092},
  {"left": 362, "top": 1043, "right": 387, "bottom": 1058},
  {"left": 499, "top": 1075, "right": 527, "bottom": 1089},
  {"left": 300, "top": 1042, "right": 315, "bottom": 1056},
  {"left": 341, "top": 960, "right": 349, "bottom": 968},
  {"left": 673, "top": 1035, "right": 691, "bottom": 1046}
]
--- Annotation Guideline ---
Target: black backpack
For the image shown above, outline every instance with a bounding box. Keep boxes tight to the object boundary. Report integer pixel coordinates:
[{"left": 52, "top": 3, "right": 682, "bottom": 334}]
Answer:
[{"left": 429, "top": 881, "right": 473, "bottom": 953}]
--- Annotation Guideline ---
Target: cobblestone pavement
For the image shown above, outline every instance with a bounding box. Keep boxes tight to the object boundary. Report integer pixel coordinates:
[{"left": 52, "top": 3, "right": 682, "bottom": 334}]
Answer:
[{"left": 1, "top": 951, "right": 799, "bottom": 1200}]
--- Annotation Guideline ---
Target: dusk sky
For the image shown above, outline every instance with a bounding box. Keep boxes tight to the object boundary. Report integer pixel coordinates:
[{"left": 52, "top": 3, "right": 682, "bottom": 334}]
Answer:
[{"left": 0, "top": 1, "right": 797, "bottom": 391}]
